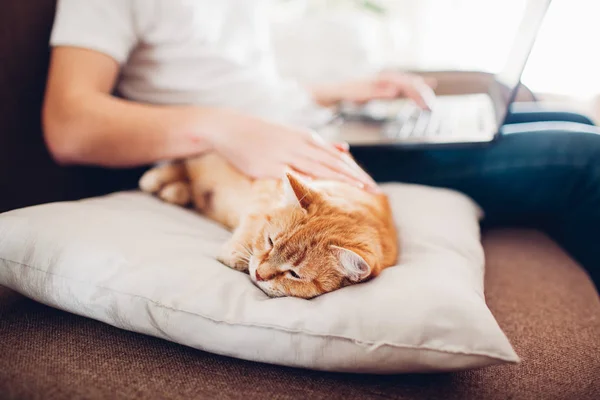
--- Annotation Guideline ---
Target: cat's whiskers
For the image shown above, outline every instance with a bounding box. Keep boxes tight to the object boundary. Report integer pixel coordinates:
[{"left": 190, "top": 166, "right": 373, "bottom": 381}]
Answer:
[
  {"left": 241, "top": 243, "right": 253, "bottom": 255},
  {"left": 234, "top": 243, "right": 253, "bottom": 262}
]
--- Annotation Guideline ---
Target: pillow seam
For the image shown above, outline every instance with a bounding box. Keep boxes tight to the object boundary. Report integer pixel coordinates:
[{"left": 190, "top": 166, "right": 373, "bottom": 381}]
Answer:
[{"left": 0, "top": 257, "right": 517, "bottom": 363}]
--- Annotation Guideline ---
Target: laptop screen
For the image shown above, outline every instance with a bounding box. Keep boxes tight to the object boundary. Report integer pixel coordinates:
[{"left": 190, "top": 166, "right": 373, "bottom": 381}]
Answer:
[{"left": 492, "top": 0, "right": 552, "bottom": 128}]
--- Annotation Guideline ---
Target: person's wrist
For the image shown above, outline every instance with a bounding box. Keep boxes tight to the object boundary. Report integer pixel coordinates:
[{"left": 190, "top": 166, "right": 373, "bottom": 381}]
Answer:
[{"left": 187, "top": 107, "right": 238, "bottom": 151}]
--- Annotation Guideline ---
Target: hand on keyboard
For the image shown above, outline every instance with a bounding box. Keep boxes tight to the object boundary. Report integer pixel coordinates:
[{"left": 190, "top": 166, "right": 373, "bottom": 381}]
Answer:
[
  {"left": 376, "top": 71, "right": 437, "bottom": 111},
  {"left": 308, "top": 71, "right": 437, "bottom": 110}
]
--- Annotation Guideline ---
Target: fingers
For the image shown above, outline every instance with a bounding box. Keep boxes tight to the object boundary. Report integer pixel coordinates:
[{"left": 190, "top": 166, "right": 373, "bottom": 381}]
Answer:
[
  {"left": 369, "top": 83, "right": 400, "bottom": 101},
  {"left": 290, "top": 158, "right": 368, "bottom": 190},
  {"left": 311, "top": 136, "right": 377, "bottom": 188},
  {"left": 332, "top": 142, "right": 350, "bottom": 153},
  {"left": 412, "top": 79, "right": 437, "bottom": 111},
  {"left": 298, "top": 141, "right": 379, "bottom": 192},
  {"left": 379, "top": 72, "right": 437, "bottom": 111},
  {"left": 309, "top": 136, "right": 372, "bottom": 178},
  {"left": 394, "top": 78, "right": 435, "bottom": 111}
]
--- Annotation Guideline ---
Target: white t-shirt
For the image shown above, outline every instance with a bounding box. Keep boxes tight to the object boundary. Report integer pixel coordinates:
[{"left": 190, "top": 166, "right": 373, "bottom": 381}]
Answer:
[{"left": 50, "top": 0, "right": 332, "bottom": 127}]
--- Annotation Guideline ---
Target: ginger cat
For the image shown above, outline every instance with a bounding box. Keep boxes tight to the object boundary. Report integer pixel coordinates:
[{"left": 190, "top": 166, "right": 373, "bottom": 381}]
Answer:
[{"left": 139, "top": 154, "right": 399, "bottom": 299}]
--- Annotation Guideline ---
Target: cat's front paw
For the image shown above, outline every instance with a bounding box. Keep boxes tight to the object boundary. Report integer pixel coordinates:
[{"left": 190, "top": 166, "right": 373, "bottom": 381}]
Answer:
[
  {"left": 217, "top": 241, "right": 250, "bottom": 273},
  {"left": 158, "top": 182, "right": 191, "bottom": 206},
  {"left": 139, "top": 169, "right": 163, "bottom": 193}
]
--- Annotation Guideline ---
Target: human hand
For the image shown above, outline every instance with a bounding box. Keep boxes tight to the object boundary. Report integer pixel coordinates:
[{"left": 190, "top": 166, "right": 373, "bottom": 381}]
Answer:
[
  {"left": 204, "top": 109, "right": 379, "bottom": 192},
  {"left": 310, "top": 71, "right": 437, "bottom": 110}
]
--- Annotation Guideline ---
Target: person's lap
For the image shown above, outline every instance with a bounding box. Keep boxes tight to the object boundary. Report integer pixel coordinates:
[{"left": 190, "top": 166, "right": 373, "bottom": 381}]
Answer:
[{"left": 350, "top": 103, "right": 600, "bottom": 288}]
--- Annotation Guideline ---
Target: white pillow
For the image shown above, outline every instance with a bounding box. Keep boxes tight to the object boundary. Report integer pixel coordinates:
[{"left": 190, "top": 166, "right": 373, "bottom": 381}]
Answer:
[{"left": 0, "top": 185, "right": 519, "bottom": 373}]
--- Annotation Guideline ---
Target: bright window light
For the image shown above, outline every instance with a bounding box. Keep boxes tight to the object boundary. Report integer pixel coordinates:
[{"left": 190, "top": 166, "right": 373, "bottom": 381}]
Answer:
[{"left": 269, "top": 0, "right": 598, "bottom": 100}]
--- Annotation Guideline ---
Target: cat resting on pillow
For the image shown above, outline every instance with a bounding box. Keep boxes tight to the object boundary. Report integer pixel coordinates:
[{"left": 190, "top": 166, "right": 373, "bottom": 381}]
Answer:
[{"left": 139, "top": 154, "right": 399, "bottom": 299}]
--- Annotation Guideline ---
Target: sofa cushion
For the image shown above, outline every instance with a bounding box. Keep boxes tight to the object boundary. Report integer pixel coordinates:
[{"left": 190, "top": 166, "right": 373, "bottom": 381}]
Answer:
[
  {"left": 0, "top": 185, "right": 518, "bottom": 374},
  {"left": 0, "top": 230, "right": 598, "bottom": 399}
]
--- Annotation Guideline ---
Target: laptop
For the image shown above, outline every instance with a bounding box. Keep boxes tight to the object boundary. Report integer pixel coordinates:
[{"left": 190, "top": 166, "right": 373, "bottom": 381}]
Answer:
[{"left": 317, "top": 0, "right": 552, "bottom": 148}]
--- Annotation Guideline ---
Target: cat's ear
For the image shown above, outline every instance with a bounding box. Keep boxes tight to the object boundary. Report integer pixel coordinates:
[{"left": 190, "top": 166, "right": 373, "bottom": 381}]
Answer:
[
  {"left": 283, "top": 172, "right": 316, "bottom": 210},
  {"left": 331, "top": 246, "right": 372, "bottom": 282}
]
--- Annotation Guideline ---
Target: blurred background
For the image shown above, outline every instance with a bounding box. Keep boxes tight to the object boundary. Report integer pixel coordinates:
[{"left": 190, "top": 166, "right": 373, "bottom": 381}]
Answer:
[{"left": 268, "top": 0, "right": 599, "bottom": 121}]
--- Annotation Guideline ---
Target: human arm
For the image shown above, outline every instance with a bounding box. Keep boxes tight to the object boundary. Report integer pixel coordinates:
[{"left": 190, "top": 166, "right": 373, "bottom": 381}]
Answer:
[
  {"left": 42, "top": 47, "right": 216, "bottom": 167},
  {"left": 43, "top": 47, "right": 377, "bottom": 190}
]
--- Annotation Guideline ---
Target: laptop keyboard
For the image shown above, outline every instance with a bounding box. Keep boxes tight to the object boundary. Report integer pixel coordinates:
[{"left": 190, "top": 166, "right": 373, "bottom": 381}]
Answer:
[
  {"left": 386, "top": 108, "right": 442, "bottom": 138},
  {"left": 352, "top": 94, "right": 495, "bottom": 139}
]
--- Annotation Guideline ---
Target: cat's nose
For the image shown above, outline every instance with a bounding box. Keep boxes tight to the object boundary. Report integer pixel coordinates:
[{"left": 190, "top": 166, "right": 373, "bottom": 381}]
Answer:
[{"left": 255, "top": 270, "right": 266, "bottom": 282}]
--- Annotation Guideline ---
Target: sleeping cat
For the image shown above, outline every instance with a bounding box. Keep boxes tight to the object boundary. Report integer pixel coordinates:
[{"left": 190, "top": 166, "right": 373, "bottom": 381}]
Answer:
[{"left": 139, "top": 153, "right": 399, "bottom": 299}]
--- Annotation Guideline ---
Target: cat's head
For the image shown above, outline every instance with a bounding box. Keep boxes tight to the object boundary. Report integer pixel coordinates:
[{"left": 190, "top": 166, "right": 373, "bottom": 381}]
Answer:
[{"left": 248, "top": 173, "right": 379, "bottom": 299}]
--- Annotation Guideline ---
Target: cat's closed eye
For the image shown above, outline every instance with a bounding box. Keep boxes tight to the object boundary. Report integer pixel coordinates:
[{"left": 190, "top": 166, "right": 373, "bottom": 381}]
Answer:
[
  {"left": 288, "top": 270, "right": 301, "bottom": 279},
  {"left": 267, "top": 236, "right": 274, "bottom": 247}
]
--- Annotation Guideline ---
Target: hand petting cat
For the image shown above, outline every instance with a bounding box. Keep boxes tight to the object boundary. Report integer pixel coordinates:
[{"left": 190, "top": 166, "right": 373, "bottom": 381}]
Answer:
[{"left": 203, "top": 108, "right": 379, "bottom": 193}]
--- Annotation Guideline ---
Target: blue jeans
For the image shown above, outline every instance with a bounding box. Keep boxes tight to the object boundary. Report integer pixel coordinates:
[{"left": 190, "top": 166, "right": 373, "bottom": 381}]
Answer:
[{"left": 350, "top": 102, "right": 600, "bottom": 290}]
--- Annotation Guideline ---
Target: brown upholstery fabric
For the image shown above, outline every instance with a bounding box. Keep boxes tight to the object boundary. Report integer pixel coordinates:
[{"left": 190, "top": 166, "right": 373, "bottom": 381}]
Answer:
[{"left": 1, "top": 230, "right": 599, "bottom": 400}]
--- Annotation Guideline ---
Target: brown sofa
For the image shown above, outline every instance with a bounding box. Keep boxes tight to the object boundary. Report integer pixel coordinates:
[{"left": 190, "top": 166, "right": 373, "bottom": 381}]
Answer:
[{"left": 1, "top": 1, "right": 599, "bottom": 399}]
